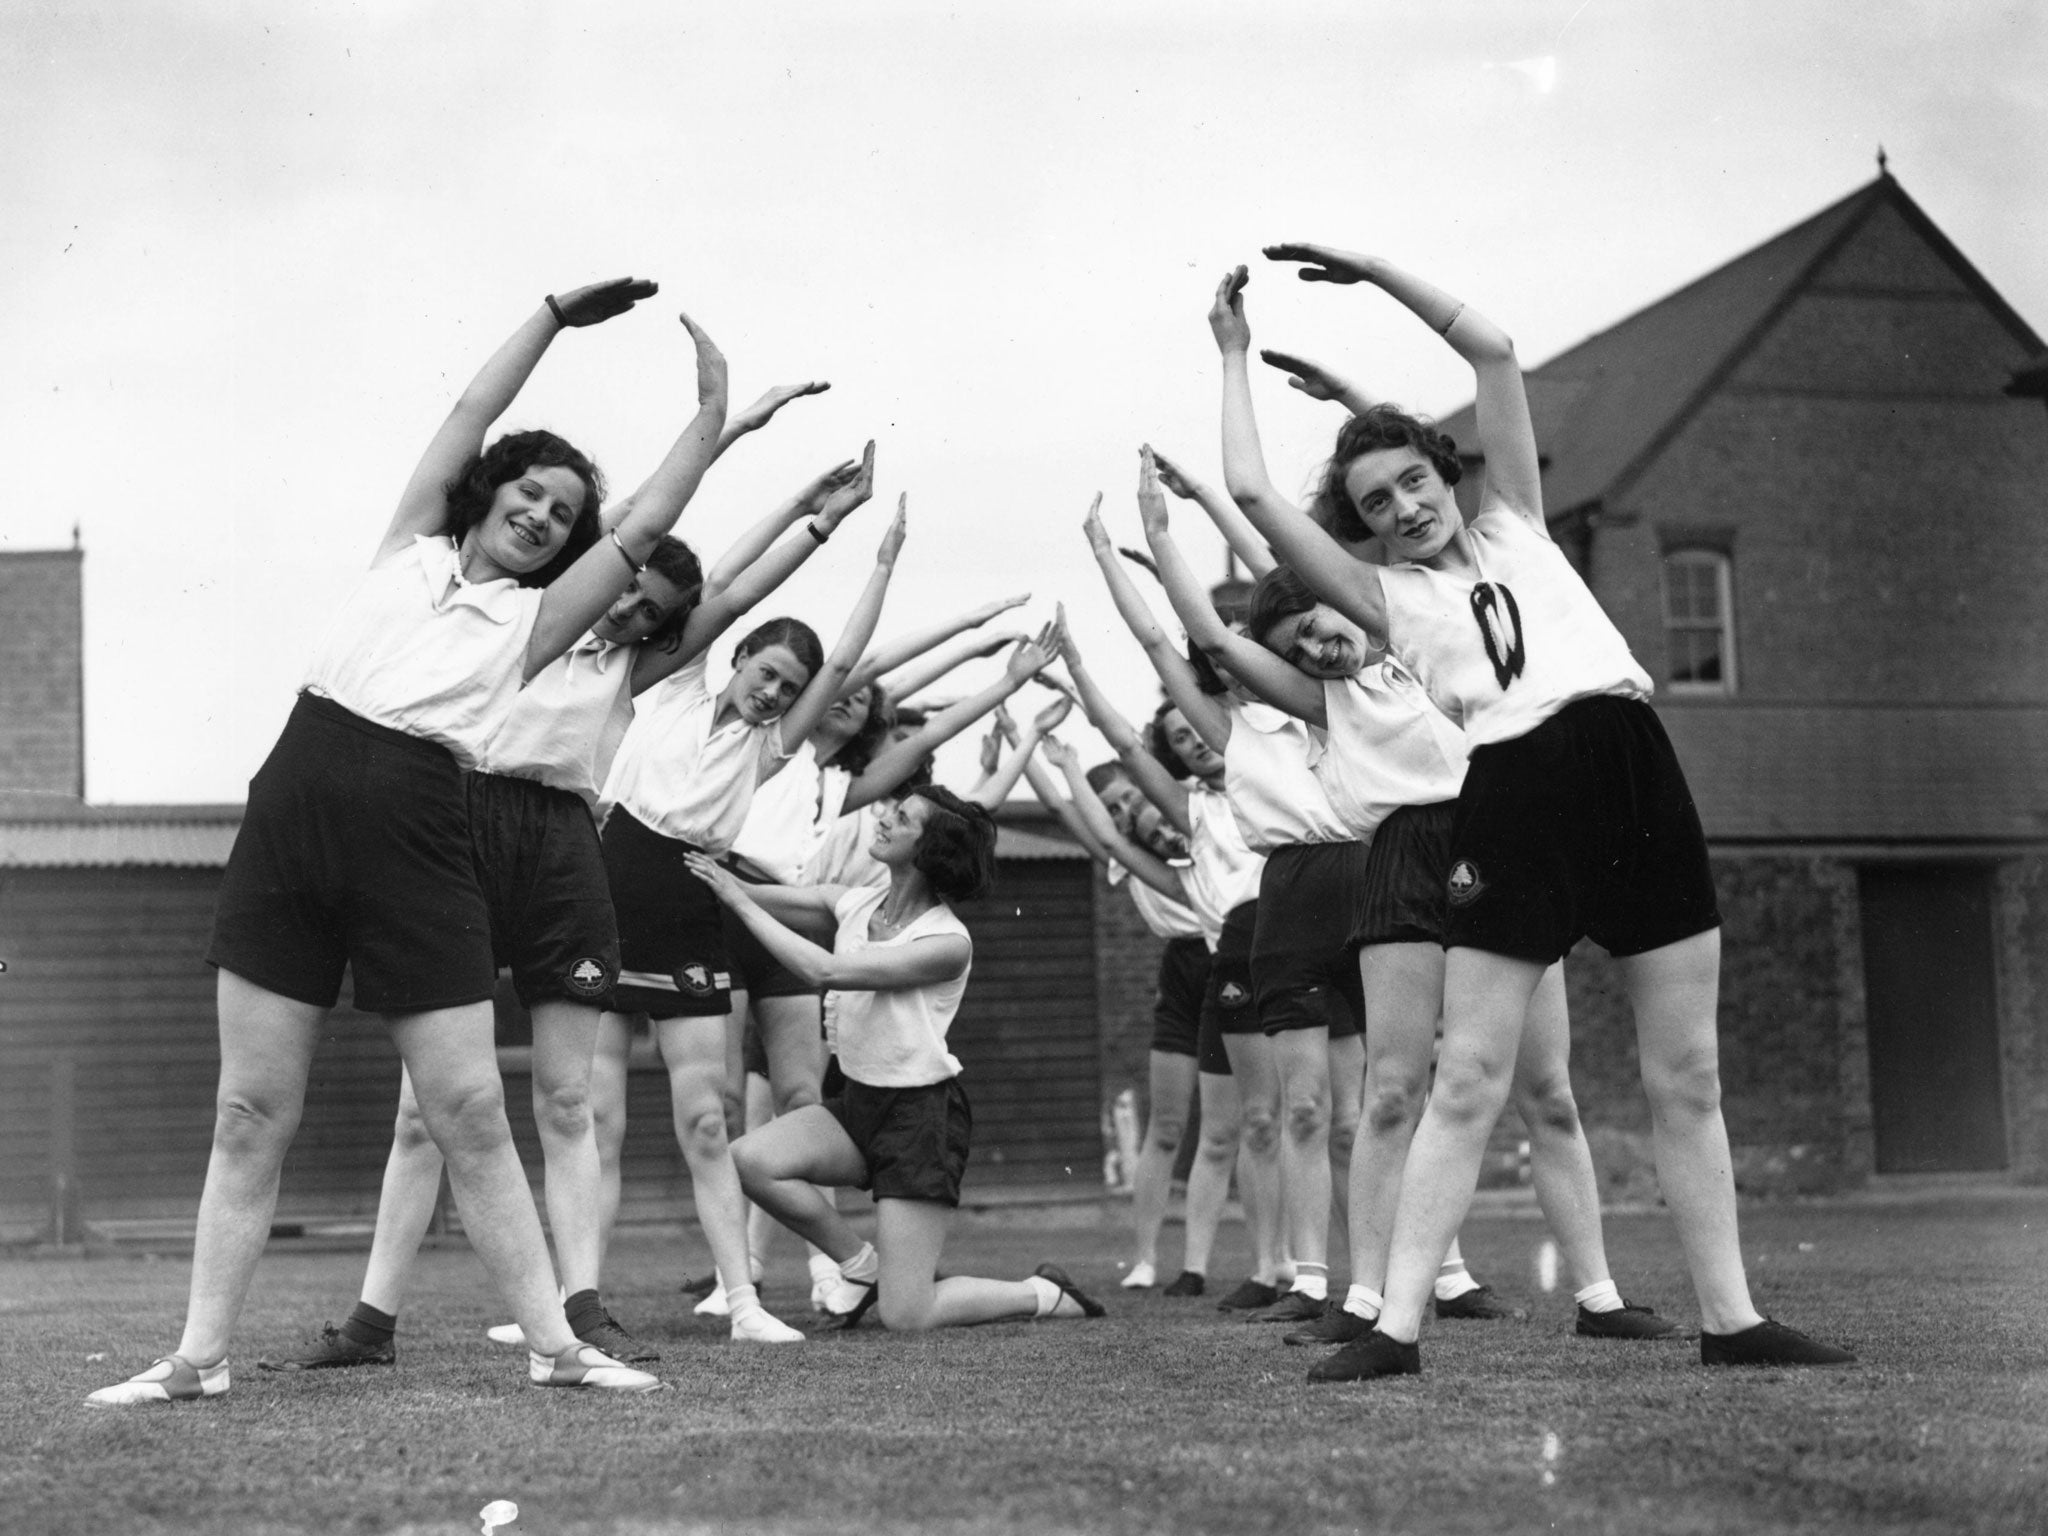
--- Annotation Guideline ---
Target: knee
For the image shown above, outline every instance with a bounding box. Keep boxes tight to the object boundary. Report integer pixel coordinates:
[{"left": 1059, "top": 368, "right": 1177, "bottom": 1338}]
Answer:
[
  {"left": 730, "top": 1134, "right": 763, "bottom": 1192},
  {"left": 1427, "top": 1056, "right": 1514, "bottom": 1129},
  {"left": 1641, "top": 1041, "right": 1723, "bottom": 1120},
  {"left": 1512, "top": 1073, "right": 1585, "bottom": 1140},
  {"left": 1327, "top": 1118, "right": 1357, "bottom": 1166},
  {"left": 1196, "top": 1122, "right": 1238, "bottom": 1164},
  {"left": 1284, "top": 1096, "right": 1329, "bottom": 1145},
  {"left": 213, "top": 1086, "right": 301, "bottom": 1156},
  {"left": 774, "top": 1081, "right": 821, "bottom": 1117},
  {"left": 1362, "top": 1076, "right": 1427, "bottom": 1138},
  {"left": 876, "top": 1294, "right": 934, "bottom": 1334},
  {"left": 392, "top": 1096, "right": 435, "bottom": 1152},
  {"left": 677, "top": 1098, "right": 731, "bottom": 1162},
  {"left": 1147, "top": 1112, "right": 1189, "bottom": 1156},
  {"left": 418, "top": 1076, "right": 513, "bottom": 1157},
  {"left": 1239, "top": 1107, "right": 1280, "bottom": 1156},
  {"left": 533, "top": 1078, "right": 594, "bottom": 1144}
]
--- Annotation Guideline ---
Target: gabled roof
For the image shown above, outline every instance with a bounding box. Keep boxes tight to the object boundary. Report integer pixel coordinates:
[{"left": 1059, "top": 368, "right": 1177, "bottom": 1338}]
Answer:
[{"left": 1436, "top": 174, "right": 2045, "bottom": 518}]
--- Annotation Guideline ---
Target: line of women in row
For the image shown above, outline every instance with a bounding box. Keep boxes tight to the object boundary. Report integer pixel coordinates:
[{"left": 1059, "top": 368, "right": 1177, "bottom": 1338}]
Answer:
[
  {"left": 89, "top": 281, "right": 1100, "bottom": 1407},
  {"left": 1036, "top": 250, "right": 1853, "bottom": 1379}
]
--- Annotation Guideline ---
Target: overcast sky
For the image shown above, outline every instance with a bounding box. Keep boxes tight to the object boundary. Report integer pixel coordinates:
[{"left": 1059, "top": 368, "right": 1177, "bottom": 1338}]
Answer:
[{"left": 4, "top": 0, "right": 2042, "bottom": 803}]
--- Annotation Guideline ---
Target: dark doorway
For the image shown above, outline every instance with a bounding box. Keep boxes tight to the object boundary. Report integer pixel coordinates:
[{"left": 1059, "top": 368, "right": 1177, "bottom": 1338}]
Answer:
[{"left": 1858, "top": 864, "right": 2007, "bottom": 1173}]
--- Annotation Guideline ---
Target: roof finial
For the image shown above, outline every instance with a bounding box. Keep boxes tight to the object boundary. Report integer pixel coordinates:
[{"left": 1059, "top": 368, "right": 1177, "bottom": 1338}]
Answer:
[
  {"left": 1876, "top": 143, "right": 1889, "bottom": 176},
  {"left": 71, "top": 520, "right": 81, "bottom": 551}
]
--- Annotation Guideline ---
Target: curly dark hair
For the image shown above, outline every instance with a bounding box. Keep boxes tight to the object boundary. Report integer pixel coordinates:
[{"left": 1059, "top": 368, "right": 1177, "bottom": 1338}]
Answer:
[
  {"left": 1083, "top": 761, "right": 1129, "bottom": 794},
  {"left": 1184, "top": 638, "right": 1230, "bottom": 696},
  {"left": 1312, "top": 405, "right": 1462, "bottom": 544},
  {"left": 441, "top": 429, "right": 606, "bottom": 589},
  {"left": 908, "top": 785, "right": 998, "bottom": 902},
  {"left": 821, "top": 683, "right": 896, "bottom": 777},
  {"left": 1245, "top": 563, "right": 1319, "bottom": 651}
]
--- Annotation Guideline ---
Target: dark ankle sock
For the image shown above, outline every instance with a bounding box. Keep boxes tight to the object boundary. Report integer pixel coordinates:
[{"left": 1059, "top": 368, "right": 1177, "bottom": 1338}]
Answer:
[
  {"left": 343, "top": 1301, "right": 396, "bottom": 1346},
  {"left": 563, "top": 1288, "right": 607, "bottom": 1336}
]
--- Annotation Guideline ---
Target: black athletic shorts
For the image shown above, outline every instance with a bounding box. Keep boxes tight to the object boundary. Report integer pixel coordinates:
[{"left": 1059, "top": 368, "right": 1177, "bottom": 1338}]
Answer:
[
  {"left": 722, "top": 898, "right": 815, "bottom": 1000},
  {"left": 601, "top": 809, "right": 732, "bottom": 1019},
  {"left": 827, "top": 1075, "right": 973, "bottom": 1206},
  {"left": 467, "top": 773, "right": 619, "bottom": 1009},
  {"left": 1196, "top": 901, "right": 1259, "bottom": 1074},
  {"left": 208, "top": 692, "right": 497, "bottom": 1014},
  {"left": 1353, "top": 801, "right": 1458, "bottom": 948},
  {"left": 1447, "top": 695, "right": 1721, "bottom": 964},
  {"left": 1252, "top": 841, "right": 1367, "bottom": 1040},
  {"left": 1150, "top": 935, "right": 1211, "bottom": 1058}
]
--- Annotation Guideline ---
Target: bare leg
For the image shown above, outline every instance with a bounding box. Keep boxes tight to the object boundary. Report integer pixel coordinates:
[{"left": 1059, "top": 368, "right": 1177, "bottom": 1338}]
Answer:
[
  {"left": 1182, "top": 1071, "right": 1239, "bottom": 1277},
  {"left": 1375, "top": 949, "right": 1544, "bottom": 1342},
  {"left": 357, "top": 1067, "right": 445, "bottom": 1316},
  {"left": 1129, "top": 1050, "right": 1198, "bottom": 1273},
  {"left": 528, "top": 999, "right": 603, "bottom": 1295},
  {"left": 1345, "top": 942, "right": 1444, "bottom": 1294},
  {"left": 1270, "top": 1025, "right": 1333, "bottom": 1275},
  {"left": 1223, "top": 1032, "right": 1285, "bottom": 1284},
  {"left": 875, "top": 1199, "right": 1043, "bottom": 1331},
  {"left": 655, "top": 1013, "right": 758, "bottom": 1297},
  {"left": 588, "top": 1011, "right": 634, "bottom": 1276},
  {"left": 743, "top": 1071, "right": 779, "bottom": 1272},
  {"left": 732, "top": 1105, "right": 869, "bottom": 1259},
  {"left": 1509, "top": 964, "right": 1612, "bottom": 1292},
  {"left": 171, "top": 970, "right": 324, "bottom": 1365},
  {"left": 1325, "top": 1030, "right": 1365, "bottom": 1276},
  {"left": 1620, "top": 930, "right": 1762, "bottom": 1333}
]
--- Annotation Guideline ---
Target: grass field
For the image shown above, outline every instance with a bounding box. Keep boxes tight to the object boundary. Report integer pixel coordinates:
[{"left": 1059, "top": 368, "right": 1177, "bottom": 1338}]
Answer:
[{"left": 3, "top": 1192, "right": 2045, "bottom": 1536}]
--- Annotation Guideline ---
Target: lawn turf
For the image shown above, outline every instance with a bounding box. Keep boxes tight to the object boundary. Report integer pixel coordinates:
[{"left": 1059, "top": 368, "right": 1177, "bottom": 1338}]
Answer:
[{"left": 2, "top": 1195, "right": 2044, "bottom": 1535}]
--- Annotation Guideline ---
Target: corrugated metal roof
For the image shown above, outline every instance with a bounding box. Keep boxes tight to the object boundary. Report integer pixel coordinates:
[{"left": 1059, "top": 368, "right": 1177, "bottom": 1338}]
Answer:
[{"left": 1661, "top": 704, "right": 2048, "bottom": 842}]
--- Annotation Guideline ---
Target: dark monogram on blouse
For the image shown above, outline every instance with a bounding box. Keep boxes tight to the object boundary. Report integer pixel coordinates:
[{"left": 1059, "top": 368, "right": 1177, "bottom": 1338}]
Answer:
[{"left": 1470, "top": 582, "right": 1526, "bottom": 690}]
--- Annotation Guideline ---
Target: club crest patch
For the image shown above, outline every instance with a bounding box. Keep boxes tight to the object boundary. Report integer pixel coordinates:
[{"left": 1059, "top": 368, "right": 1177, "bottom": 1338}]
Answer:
[
  {"left": 564, "top": 957, "right": 611, "bottom": 998},
  {"left": 1447, "top": 860, "right": 1486, "bottom": 907},
  {"left": 678, "top": 963, "right": 714, "bottom": 997},
  {"left": 1217, "top": 979, "right": 1250, "bottom": 1008}
]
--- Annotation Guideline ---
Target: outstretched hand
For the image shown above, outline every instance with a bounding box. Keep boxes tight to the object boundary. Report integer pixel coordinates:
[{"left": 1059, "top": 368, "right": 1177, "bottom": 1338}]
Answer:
[
  {"left": 1262, "top": 243, "right": 1376, "bottom": 285},
  {"left": 551, "top": 277, "right": 659, "bottom": 327},
  {"left": 1031, "top": 691, "right": 1074, "bottom": 735},
  {"left": 1208, "top": 265, "right": 1252, "bottom": 354},
  {"left": 1039, "top": 732, "right": 1078, "bottom": 772},
  {"left": 1002, "top": 621, "right": 1059, "bottom": 686},
  {"left": 1081, "top": 492, "right": 1111, "bottom": 553},
  {"left": 877, "top": 493, "right": 909, "bottom": 566},
  {"left": 732, "top": 381, "right": 829, "bottom": 435},
  {"left": 813, "top": 440, "right": 878, "bottom": 529},
  {"left": 1260, "top": 348, "right": 1346, "bottom": 401},
  {"left": 1135, "top": 447, "right": 1169, "bottom": 538},
  {"left": 681, "top": 851, "right": 745, "bottom": 905},
  {"left": 1146, "top": 445, "right": 1205, "bottom": 502},
  {"left": 971, "top": 593, "right": 1033, "bottom": 626},
  {"left": 1053, "top": 601, "right": 1083, "bottom": 668},
  {"left": 979, "top": 714, "right": 1008, "bottom": 776},
  {"left": 967, "top": 628, "right": 1029, "bottom": 659},
  {"left": 677, "top": 313, "right": 728, "bottom": 406}
]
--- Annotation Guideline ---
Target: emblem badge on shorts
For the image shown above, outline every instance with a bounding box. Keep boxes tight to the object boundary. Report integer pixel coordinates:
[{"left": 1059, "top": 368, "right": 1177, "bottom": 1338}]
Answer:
[
  {"left": 565, "top": 958, "right": 609, "bottom": 998},
  {"left": 1217, "top": 980, "right": 1249, "bottom": 1008},
  {"left": 1447, "top": 860, "right": 1486, "bottom": 906},
  {"left": 678, "top": 963, "right": 714, "bottom": 997}
]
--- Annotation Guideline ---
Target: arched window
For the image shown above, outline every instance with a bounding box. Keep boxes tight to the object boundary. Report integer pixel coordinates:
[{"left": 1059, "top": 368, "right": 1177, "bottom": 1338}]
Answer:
[{"left": 1662, "top": 549, "right": 1736, "bottom": 694}]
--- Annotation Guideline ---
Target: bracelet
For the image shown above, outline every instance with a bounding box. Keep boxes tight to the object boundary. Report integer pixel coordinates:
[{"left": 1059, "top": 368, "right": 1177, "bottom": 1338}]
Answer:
[
  {"left": 545, "top": 294, "right": 568, "bottom": 327},
  {"left": 1435, "top": 302, "right": 1465, "bottom": 336},
  {"left": 806, "top": 520, "right": 830, "bottom": 545},
  {"left": 609, "top": 528, "right": 645, "bottom": 573}
]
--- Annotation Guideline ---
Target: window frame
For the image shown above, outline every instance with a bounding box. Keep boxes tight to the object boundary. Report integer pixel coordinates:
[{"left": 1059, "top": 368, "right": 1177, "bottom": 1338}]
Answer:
[{"left": 1660, "top": 546, "right": 1737, "bottom": 696}]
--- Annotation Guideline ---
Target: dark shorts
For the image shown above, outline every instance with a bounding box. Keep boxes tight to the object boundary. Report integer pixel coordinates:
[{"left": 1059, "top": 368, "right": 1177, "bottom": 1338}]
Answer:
[
  {"left": 722, "top": 897, "right": 816, "bottom": 1000},
  {"left": 468, "top": 773, "right": 619, "bottom": 1010},
  {"left": 1252, "top": 842, "right": 1367, "bottom": 1040},
  {"left": 1447, "top": 695, "right": 1721, "bottom": 964},
  {"left": 1150, "top": 936, "right": 1211, "bottom": 1058},
  {"left": 827, "top": 1076, "right": 973, "bottom": 1206},
  {"left": 601, "top": 809, "right": 732, "bottom": 1019},
  {"left": 1354, "top": 801, "right": 1459, "bottom": 948},
  {"left": 1196, "top": 901, "right": 1259, "bottom": 1074},
  {"left": 208, "top": 693, "right": 497, "bottom": 1015}
]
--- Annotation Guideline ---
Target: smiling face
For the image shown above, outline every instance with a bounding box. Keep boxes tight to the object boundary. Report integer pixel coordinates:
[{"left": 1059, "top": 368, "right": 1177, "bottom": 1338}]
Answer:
[
  {"left": 1341, "top": 445, "right": 1460, "bottom": 564},
  {"left": 822, "top": 684, "right": 875, "bottom": 740},
  {"left": 471, "top": 464, "right": 590, "bottom": 575},
  {"left": 724, "top": 643, "right": 813, "bottom": 725},
  {"left": 1259, "top": 602, "right": 1372, "bottom": 680},
  {"left": 592, "top": 568, "right": 690, "bottom": 645},
  {"left": 1160, "top": 706, "right": 1223, "bottom": 781},
  {"left": 868, "top": 791, "right": 933, "bottom": 867}
]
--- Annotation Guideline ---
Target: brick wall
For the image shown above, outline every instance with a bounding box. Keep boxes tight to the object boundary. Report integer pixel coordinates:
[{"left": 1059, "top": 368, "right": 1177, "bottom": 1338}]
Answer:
[
  {"left": 1996, "top": 856, "right": 2048, "bottom": 1184},
  {"left": 0, "top": 550, "right": 84, "bottom": 807}
]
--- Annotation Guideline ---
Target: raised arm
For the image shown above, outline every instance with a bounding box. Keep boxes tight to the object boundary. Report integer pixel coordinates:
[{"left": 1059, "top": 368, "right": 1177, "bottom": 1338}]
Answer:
[
  {"left": 1138, "top": 449, "right": 1324, "bottom": 726},
  {"left": 704, "top": 438, "right": 873, "bottom": 595},
  {"left": 1147, "top": 444, "right": 1275, "bottom": 579},
  {"left": 629, "top": 449, "right": 875, "bottom": 694},
  {"left": 847, "top": 631, "right": 1057, "bottom": 811},
  {"left": 840, "top": 592, "right": 1031, "bottom": 702},
  {"left": 1083, "top": 496, "right": 1231, "bottom": 756},
  {"left": 526, "top": 312, "right": 727, "bottom": 678},
  {"left": 770, "top": 497, "right": 908, "bottom": 761},
  {"left": 1263, "top": 243, "right": 1542, "bottom": 530},
  {"left": 1049, "top": 742, "right": 1188, "bottom": 902},
  {"left": 1055, "top": 607, "right": 1191, "bottom": 835},
  {"left": 1258, "top": 348, "right": 1381, "bottom": 418},
  {"left": 1211, "top": 266, "right": 1391, "bottom": 640},
  {"left": 684, "top": 854, "right": 969, "bottom": 992},
  {"left": 963, "top": 688, "right": 1070, "bottom": 809},
  {"left": 383, "top": 277, "right": 656, "bottom": 562},
  {"left": 601, "top": 381, "right": 834, "bottom": 536},
  {"left": 876, "top": 626, "right": 1027, "bottom": 711},
  {"left": 1023, "top": 734, "right": 1113, "bottom": 866}
]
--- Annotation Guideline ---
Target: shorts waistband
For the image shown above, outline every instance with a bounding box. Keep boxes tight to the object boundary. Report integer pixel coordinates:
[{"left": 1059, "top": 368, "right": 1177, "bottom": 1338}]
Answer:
[{"left": 292, "top": 691, "right": 454, "bottom": 761}]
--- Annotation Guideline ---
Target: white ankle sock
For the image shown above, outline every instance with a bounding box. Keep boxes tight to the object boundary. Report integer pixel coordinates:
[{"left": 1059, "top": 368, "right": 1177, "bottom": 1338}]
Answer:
[
  {"left": 840, "top": 1243, "right": 879, "bottom": 1285},
  {"left": 725, "top": 1283, "right": 761, "bottom": 1316},
  {"left": 808, "top": 1252, "right": 841, "bottom": 1283},
  {"left": 1575, "top": 1279, "right": 1623, "bottom": 1313},
  {"left": 1290, "top": 1264, "right": 1329, "bottom": 1301},
  {"left": 1435, "top": 1257, "right": 1479, "bottom": 1301},
  {"left": 1343, "top": 1283, "right": 1384, "bottom": 1320}
]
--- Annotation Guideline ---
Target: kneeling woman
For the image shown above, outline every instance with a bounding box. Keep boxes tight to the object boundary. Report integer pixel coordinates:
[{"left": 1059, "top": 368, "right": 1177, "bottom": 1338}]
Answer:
[{"left": 685, "top": 790, "right": 1103, "bottom": 1332}]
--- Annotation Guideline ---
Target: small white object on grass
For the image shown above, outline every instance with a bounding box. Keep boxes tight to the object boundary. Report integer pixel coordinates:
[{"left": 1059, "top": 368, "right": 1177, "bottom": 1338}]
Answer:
[
  {"left": 1540, "top": 1431, "right": 1560, "bottom": 1487},
  {"left": 479, "top": 1499, "right": 518, "bottom": 1534}
]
